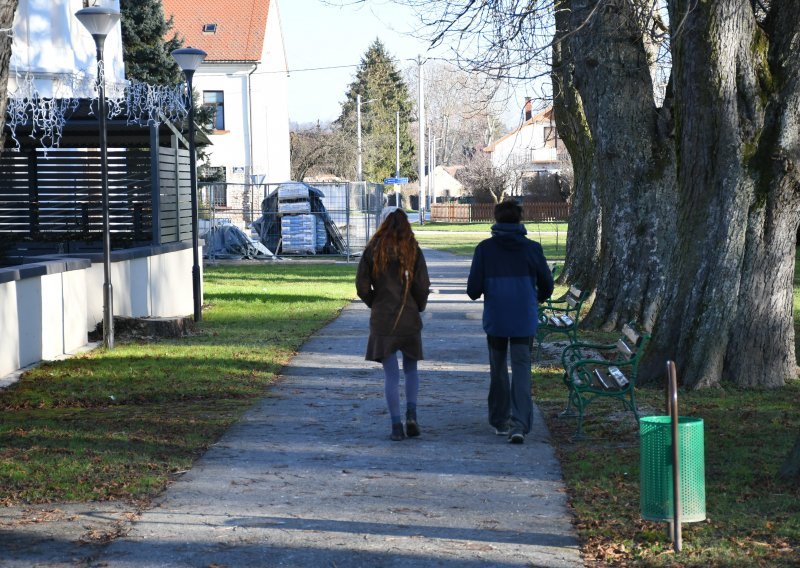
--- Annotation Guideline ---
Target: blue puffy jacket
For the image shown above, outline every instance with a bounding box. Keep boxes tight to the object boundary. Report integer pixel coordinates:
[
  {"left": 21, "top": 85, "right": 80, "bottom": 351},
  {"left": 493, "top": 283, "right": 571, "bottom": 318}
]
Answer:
[{"left": 466, "top": 223, "right": 554, "bottom": 337}]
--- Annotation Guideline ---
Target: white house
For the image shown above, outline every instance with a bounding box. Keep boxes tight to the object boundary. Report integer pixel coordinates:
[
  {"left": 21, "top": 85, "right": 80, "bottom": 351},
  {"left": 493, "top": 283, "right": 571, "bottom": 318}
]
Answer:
[
  {"left": 163, "top": 0, "right": 290, "bottom": 188},
  {"left": 484, "top": 102, "right": 562, "bottom": 175},
  {"left": 8, "top": 0, "right": 125, "bottom": 98}
]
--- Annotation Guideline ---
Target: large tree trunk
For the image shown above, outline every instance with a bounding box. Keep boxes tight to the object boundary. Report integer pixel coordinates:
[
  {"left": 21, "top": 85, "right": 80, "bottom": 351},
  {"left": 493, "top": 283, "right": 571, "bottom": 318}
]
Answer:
[
  {"left": 642, "top": 0, "right": 800, "bottom": 388},
  {"left": 0, "top": 0, "right": 18, "bottom": 151},
  {"left": 568, "top": 0, "right": 676, "bottom": 331},
  {"left": 551, "top": 0, "right": 600, "bottom": 290}
]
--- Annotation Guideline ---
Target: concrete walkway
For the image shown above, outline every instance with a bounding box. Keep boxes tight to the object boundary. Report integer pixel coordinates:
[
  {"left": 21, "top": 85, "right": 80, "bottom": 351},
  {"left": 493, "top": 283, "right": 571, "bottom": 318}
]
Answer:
[{"left": 8, "top": 250, "right": 583, "bottom": 567}]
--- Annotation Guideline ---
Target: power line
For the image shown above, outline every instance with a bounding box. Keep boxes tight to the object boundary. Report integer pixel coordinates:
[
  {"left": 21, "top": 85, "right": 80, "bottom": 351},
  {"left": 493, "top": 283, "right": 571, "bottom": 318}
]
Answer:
[
  {"left": 251, "top": 56, "right": 447, "bottom": 76},
  {"left": 261, "top": 63, "right": 359, "bottom": 75}
]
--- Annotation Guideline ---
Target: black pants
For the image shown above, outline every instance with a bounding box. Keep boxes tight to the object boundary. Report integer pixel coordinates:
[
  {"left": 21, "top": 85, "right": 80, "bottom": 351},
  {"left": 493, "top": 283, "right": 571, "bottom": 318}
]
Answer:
[{"left": 487, "top": 335, "right": 533, "bottom": 434}]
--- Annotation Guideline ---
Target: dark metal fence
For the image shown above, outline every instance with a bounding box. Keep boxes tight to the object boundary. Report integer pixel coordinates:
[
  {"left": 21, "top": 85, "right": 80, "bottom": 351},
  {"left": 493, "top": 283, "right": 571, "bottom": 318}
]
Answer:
[
  {"left": 154, "top": 144, "right": 193, "bottom": 244},
  {"left": 0, "top": 143, "right": 193, "bottom": 251},
  {"left": 0, "top": 148, "right": 153, "bottom": 240},
  {"left": 199, "top": 181, "right": 384, "bottom": 256}
]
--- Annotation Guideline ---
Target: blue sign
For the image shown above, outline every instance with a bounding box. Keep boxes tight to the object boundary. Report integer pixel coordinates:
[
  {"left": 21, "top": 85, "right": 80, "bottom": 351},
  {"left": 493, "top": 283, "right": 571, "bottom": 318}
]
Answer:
[{"left": 383, "top": 177, "right": 409, "bottom": 185}]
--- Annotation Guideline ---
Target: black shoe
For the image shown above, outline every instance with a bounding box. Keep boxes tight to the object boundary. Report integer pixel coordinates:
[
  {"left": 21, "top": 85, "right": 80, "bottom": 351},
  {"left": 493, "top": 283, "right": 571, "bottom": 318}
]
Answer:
[
  {"left": 391, "top": 423, "right": 406, "bottom": 441},
  {"left": 509, "top": 431, "right": 525, "bottom": 444},
  {"left": 494, "top": 424, "right": 510, "bottom": 436},
  {"left": 405, "top": 410, "right": 420, "bottom": 437}
]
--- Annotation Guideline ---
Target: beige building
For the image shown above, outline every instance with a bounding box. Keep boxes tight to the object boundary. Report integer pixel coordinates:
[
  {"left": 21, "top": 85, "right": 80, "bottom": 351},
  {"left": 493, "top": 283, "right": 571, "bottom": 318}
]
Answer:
[{"left": 431, "top": 165, "right": 466, "bottom": 202}]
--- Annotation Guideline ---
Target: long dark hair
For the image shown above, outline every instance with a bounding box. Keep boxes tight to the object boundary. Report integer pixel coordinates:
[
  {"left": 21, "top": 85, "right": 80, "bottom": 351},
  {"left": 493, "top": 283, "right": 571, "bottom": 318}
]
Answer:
[{"left": 368, "top": 209, "right": 418, "bottom": 281}]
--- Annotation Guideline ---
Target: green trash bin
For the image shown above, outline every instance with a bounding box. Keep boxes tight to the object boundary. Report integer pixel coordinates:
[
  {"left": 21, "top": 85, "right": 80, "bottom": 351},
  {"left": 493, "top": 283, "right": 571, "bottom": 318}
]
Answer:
[{"left": 640, "top": 416, "right": 706, "bottom": 522}]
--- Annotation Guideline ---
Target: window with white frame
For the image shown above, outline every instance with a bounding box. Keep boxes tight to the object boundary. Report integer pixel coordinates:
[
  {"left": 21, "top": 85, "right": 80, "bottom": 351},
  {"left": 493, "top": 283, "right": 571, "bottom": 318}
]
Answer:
[{"left": 203, "top": 91, "right": 225, "bottom": 131}]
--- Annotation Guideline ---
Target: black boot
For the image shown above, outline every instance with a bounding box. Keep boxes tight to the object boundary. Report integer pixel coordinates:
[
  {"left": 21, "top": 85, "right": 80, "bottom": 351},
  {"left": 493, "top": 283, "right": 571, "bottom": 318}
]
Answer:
[
  {"left": 405, "top": 409, "right": 420, "bottom": 437},
  {"left": 390, "top": 422, "right": 405, "bottom": 441}
]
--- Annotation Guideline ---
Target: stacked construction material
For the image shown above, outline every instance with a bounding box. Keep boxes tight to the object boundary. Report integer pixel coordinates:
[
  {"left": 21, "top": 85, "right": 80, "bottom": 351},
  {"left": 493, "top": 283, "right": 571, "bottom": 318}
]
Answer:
[
  {"left": 281, "top": 214, "right": 317, "bottom": 254},
  {"left": 278, "top": 200, "right": 311, "bottom": 214},
  {"left": 253, "top": 182, "right": 346, "bottom": 255},
  {"left": 315, "top": 217, "right": 327, "bottom": 251},
  {"left": 278, "top": 183, "right": 317, "bottom": 254}
]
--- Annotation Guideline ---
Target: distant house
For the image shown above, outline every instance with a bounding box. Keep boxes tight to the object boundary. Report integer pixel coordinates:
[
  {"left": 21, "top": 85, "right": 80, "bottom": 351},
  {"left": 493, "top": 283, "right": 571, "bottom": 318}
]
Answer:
[
  {"left": 163, "top": 0, "right": 290, "bottom": 193},
  {"left": 483, "top": 101, "right": 568, "bottom": 200},
  {"left": 431, "top": 165, "right": 466, "bottom": 201}
]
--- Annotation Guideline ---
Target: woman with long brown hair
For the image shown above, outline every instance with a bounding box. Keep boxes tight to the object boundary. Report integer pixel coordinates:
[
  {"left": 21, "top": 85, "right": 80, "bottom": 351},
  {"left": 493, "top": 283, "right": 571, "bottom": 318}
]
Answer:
[{"left": 356, "top": 209, "right": 431, "bottom": 441}]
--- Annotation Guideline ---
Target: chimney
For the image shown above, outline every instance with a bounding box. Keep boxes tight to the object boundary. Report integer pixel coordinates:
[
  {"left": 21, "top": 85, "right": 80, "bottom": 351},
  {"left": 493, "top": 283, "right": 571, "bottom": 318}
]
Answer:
[{"left": 524, "top": 97, "right": 532, "bottom": 121}]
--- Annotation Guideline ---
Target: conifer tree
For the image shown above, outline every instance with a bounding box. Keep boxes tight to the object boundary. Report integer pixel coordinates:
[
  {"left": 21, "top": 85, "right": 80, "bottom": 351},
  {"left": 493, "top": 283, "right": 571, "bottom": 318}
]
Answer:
[
  {"left": 337, "top": 39, "right": 416, "bottom": 183},
  {"left": 119, "top": 0, "right": 182, "bottom": 85}
]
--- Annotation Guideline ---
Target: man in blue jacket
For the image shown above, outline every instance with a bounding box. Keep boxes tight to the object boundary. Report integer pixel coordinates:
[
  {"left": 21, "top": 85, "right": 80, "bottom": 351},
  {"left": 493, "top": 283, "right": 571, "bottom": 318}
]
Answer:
[{"left": 467, "top": 200, "right": 554, "bottom": 444}]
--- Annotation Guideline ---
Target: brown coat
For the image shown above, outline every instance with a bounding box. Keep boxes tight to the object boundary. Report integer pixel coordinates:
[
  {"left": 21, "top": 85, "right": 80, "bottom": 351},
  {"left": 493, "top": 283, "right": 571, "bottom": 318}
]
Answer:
[{"left": 356, "top": 245, "right": 431, "bottom": 362}]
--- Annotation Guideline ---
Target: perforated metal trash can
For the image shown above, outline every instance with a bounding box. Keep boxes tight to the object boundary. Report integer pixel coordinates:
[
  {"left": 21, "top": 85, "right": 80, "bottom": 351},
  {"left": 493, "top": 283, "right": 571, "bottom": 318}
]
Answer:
[{"left": 640, "top": 416, "right": 706, "bottom": 522}]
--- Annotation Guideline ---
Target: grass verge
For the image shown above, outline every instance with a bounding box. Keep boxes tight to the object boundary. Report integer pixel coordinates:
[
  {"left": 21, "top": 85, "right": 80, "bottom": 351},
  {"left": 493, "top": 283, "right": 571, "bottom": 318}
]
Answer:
[
  {"left": 0, "top": 263, "right": 357, "bottom": 505},
  {"left": 533, "top": 365, "right": 800, "bottom": 566},
  {"left": 414, "top": 221, "right": 569, "bottom": 233},
  {"left": 537, "top": 248, "right": 800, "bottom": 566}
]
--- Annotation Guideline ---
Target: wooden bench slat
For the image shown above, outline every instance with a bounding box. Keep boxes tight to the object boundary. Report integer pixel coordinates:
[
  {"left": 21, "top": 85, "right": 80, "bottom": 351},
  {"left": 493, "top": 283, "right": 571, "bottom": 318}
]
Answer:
[
  {"left": 536, "top": 284, "right": 590, "bottom": 359},
  {"left": 608, "top": 365, "right": 630, "bottom": 387},
  {"left": 593, "top": 368, "right": 612, "bottom": 389},
  {"left": 558, "top": 323, "right": 650, "bottom": 439},
  {"left": 616, "top": 338, "right": 634, "bottom": 358},
  {"left": 622, "top": 323, "right": 641, "bottom": 346}
]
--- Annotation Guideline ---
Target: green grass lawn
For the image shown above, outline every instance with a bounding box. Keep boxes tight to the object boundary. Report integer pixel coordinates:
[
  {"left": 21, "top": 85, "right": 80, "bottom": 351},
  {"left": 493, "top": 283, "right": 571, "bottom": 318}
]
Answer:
[
  {"left": 414, "top": 221, "right": 569, "bottom": 233},
  {"left": 414, "top": 223, "right": 568, "bottom": 259},
  {"left": 534, "top": 366, "right": 800, "bottom": 566},
  {"left": 532, "top": 243, "right": 800, "bottom": 566},
  {"left": 0, "top": 264, "right": 357, "bottom": 504}
]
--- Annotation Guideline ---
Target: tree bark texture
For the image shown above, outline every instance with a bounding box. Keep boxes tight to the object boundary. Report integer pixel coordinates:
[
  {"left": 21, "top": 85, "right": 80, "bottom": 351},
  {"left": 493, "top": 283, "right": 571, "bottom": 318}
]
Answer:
[
  {"left": 0, "top": 0, "right": 18, "bottom": 153},
  {"left": 568, "top": 0, "right": 677, "bottom": 331},
  {"left": 643, "top": 0, "right": 800, "bottom": 388},
  {"left": 551, "top": 0, "right": 601, "bottom": 291}
]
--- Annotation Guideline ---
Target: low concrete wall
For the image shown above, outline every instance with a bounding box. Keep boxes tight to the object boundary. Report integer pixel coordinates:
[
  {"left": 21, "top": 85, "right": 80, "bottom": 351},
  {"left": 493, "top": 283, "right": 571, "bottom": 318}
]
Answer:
[
  {"left": 82, "top": 243, "right": 202, "bottom": 330},
  {"left": 0, "top": 259, "right": 91, "bottom": 377},
  {"left": 0, "top": 242, "right": 202, "bottom": 378}
]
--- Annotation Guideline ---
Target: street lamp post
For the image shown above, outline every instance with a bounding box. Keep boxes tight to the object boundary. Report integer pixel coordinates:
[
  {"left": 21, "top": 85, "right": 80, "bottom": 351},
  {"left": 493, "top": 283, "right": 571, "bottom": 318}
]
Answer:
[
  {"left": 171, "top": 47, "right": 207, "bottom": 323},
  {"left": 429, "top": 132, "right": 438, "bottom": 208},
  {"left": 357, "top": 94, "right": 363, "bottom": 182},
  {"left": 417, "top": 56, "right": 425, "bottom": 225},
  {"left": 75, "top": 6, "right": 121, "bottom": 349}
]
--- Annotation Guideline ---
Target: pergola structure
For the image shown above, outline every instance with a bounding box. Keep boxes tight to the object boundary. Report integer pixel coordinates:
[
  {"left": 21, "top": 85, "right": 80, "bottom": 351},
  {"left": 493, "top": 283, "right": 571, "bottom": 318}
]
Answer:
[{"left": 0, "top": 100, "right": 204, "bottom": 259}]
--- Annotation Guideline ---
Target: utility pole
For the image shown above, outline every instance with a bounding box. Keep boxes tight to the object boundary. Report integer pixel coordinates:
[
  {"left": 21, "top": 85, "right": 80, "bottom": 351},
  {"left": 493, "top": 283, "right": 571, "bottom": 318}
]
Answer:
[
  {"left": 417, "top": 56, "right": 425, "bottom": 225},
  {"left": 395, "top": 110, "right": 400, "bottom": 208},
  {"left": 428, "top": 129, "right": 437, "bottom": 210}
]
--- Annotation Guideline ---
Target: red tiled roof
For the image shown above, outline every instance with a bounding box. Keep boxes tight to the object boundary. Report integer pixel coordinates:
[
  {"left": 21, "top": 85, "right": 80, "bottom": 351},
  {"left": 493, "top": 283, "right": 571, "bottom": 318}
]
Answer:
[{"left": 163, "top": 0, "right": 270, "bottom": 62}]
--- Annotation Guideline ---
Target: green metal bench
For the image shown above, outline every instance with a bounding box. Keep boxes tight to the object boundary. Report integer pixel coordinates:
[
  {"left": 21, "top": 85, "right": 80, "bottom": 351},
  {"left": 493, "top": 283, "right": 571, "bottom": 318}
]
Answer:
[
  {"left": 559, "top": 323, "right": 650, "bottom": 439},
  {"left": 535, "top": 285, "right": 589, "bottom": 359}
]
